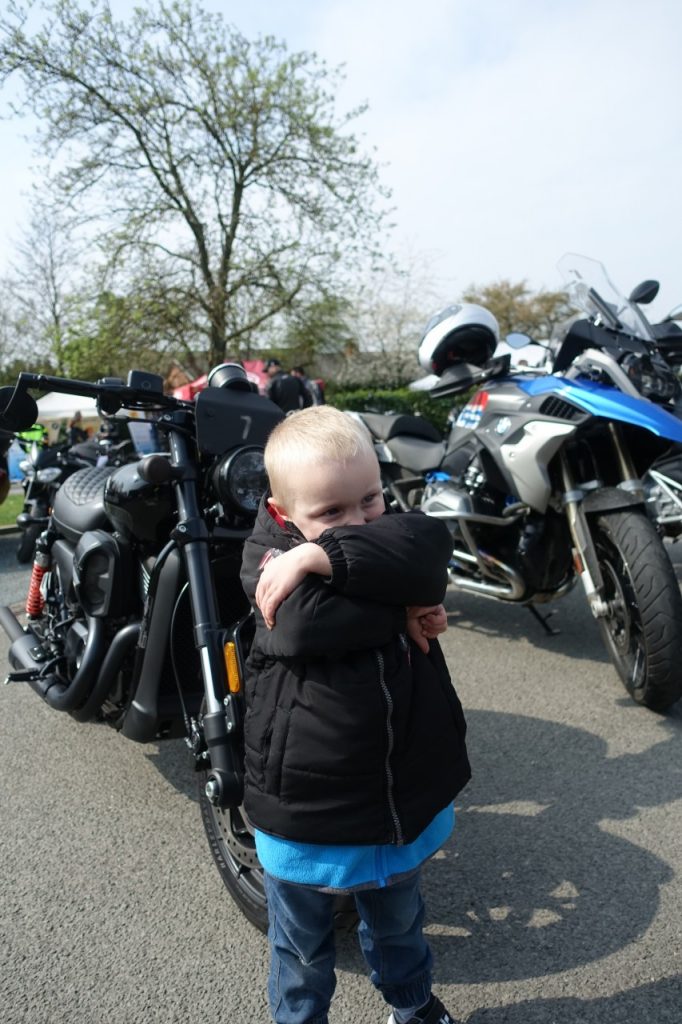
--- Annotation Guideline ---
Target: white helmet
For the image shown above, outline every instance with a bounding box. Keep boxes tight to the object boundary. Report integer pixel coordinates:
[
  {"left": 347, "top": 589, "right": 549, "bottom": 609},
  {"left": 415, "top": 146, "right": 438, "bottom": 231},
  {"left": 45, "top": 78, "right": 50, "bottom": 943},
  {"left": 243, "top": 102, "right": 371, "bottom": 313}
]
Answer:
[{"left": 418, "top": 303, "right": 500, "bottom": 375}]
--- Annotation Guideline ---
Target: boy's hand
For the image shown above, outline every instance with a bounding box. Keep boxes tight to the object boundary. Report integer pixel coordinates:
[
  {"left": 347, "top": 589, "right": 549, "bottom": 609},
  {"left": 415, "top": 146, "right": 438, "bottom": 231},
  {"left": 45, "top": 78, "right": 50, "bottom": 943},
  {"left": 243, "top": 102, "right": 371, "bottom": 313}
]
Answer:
[
  {"left": 256, "top": 543, "right": 332, "bottom": 629},
  {"left": 406, "top": 604, "right": 448, "bottom": 653}
]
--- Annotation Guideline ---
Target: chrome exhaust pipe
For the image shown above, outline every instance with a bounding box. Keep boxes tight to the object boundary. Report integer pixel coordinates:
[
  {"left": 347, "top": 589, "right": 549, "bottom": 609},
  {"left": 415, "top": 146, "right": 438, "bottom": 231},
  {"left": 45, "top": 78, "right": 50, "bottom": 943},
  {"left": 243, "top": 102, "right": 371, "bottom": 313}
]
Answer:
[{"left": 448, "top": 549, "right": 526, "bottom": 600}]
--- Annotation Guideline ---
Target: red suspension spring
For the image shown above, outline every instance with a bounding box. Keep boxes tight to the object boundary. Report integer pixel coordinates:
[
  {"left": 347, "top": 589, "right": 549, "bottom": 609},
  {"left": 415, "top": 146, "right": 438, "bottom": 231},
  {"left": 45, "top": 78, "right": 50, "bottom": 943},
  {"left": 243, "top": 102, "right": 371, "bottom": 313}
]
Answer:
[{"left": 25, "top": 562, "right": 47, "bottom": 617}]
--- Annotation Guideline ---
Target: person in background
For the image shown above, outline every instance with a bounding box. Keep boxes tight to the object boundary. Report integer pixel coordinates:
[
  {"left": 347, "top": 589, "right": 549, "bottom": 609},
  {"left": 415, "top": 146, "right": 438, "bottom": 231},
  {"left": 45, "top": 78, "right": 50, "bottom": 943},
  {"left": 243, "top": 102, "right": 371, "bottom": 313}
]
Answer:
[
  {"left": 264, "top": 358, "right": 312, "bottom": 413},
  {"left": 291, "top": 364, "right": 325, "bottom": 405},
  {"left": 67, "top": 411, "right": 88, "bottom": 445}
]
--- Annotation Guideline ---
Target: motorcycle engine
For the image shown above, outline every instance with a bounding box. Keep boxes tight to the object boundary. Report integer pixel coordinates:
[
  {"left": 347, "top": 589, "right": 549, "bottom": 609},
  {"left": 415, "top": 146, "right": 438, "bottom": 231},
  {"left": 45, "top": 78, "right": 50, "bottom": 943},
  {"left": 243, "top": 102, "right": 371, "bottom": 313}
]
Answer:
[
  {"left": 425, "top": 452, "right": 506, "bottom": 520},
  {"left": 514, "top": 512, "right": 572, "bottom": 594}
]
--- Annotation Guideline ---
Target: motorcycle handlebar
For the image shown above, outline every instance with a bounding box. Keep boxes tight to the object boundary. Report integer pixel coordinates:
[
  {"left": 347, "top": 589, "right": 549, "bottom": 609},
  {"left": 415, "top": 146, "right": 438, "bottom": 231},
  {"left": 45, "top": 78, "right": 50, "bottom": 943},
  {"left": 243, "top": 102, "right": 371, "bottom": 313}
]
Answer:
[
  {"left": 18, "top": 371, "right": 184, "bottom": 411},
  {"left": 0, "top": 371, "right": 188, "bottom": 434},
  {"left": 0, "top": 362, "right": 254, "bottom": 434}
]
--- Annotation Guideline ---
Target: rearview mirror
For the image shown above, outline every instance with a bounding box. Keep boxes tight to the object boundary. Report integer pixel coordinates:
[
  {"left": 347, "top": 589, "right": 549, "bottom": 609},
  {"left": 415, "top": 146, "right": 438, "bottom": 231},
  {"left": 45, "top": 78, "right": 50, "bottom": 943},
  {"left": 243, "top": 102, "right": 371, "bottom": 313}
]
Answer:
[
  {"left": 505, "top": 332, "right": 532, "bottom": 349},
  {"left": 0, "top": 385, "right": 39, "bottom": 433},
  {"left": 629, "top": 279, "right": 659, "bottom": 305}
]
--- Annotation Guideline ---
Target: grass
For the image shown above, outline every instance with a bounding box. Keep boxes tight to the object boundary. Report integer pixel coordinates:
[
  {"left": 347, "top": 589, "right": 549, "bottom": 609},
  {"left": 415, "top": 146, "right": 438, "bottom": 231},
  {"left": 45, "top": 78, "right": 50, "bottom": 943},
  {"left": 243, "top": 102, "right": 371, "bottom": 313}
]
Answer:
[{"left": 0, "top": 492, "right": 23, "bottom": 528}]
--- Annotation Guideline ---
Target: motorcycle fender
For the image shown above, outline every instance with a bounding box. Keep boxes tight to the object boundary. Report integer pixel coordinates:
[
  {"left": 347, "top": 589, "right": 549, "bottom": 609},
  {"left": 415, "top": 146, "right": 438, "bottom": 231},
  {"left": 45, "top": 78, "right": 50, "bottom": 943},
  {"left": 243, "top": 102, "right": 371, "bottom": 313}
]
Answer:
[{"left": 581, "top": 486, "right": 645, "bottom": 515}]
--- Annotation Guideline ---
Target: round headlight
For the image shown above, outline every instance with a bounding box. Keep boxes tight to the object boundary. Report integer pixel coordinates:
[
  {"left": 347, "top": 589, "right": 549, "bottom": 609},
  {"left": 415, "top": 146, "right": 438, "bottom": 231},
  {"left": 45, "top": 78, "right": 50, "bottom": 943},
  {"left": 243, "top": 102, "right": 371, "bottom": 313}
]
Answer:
[
  {"left": 213, "top": 446, "right": 267, "bottom": 515},
  {"left": 36, "top": 466, "right": 62, "bottom": 483}
]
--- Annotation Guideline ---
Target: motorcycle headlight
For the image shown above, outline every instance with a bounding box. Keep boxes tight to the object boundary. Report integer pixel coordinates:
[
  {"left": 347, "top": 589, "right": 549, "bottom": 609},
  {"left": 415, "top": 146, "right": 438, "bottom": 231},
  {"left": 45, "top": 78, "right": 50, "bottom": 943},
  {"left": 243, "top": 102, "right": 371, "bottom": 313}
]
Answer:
[
  {"left": 18, "top": 459, "right": 33, "bottom": 476},
  {"left": 36, "top": 467, "right": 62, "bottom": 483},
  {"left": 621, "top": 353, "right": 678, "bottom": 403},
  {"left": 212, "top": 446, "right": 268, "bottom": 516}
]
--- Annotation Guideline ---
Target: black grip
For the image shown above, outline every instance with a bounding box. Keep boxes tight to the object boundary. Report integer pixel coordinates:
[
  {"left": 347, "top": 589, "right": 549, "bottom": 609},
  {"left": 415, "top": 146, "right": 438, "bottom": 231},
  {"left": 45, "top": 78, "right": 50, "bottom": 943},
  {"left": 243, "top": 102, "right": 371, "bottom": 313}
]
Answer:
[{"left": 138, "top": 454, "right": 174, "bottom": 485}]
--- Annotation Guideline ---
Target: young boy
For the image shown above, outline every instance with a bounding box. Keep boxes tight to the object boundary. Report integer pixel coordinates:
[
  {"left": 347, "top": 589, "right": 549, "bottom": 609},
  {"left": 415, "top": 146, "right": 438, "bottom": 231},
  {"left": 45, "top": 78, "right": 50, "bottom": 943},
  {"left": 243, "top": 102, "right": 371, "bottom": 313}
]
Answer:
[{"left": 240, "top": 406, "right": 471, "bottom": 1024}]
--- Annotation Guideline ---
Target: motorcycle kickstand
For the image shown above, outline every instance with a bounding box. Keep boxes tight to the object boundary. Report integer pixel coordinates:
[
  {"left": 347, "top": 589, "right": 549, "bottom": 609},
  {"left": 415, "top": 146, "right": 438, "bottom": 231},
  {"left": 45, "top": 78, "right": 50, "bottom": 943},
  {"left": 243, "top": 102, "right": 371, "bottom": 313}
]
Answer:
[{"left": 526, "top": 605, "right": 560, "bottom": 637}]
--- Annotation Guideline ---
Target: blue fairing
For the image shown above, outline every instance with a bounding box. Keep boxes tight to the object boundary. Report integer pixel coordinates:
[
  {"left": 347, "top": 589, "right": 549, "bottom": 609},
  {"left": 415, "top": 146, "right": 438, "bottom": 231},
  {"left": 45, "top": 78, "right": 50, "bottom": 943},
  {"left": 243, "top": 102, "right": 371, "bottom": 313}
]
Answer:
[{"left": 513, "top": 374, "right": 682, "bottom": 442}]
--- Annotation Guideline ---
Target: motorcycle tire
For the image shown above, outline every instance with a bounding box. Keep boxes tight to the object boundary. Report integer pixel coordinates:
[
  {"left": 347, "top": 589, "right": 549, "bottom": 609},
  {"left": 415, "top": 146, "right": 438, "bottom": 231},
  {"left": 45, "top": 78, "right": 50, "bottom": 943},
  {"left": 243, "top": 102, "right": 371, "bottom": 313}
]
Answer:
[
  {"left": 199, "top": 786, "right": 269, "bottom": 932},
  {"left": 593, "top": 509, "right": 682, "bottom": 711},
  {"left": 199, "top": 777, "right": 359, "bottom": 934},
  {"left": 16, "top": 522, "right": 42, "bottom": 564}
]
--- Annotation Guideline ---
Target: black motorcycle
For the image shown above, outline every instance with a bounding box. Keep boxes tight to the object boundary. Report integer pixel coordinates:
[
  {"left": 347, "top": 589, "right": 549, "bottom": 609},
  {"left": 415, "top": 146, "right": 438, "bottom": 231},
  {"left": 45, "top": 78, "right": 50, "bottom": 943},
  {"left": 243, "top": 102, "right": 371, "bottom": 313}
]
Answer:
[
  {"left": 0, "top": 365, "right": 291, "bottom": 931},
  {"left": 15, "top": 435, "right": 98, "bottom": 563}
]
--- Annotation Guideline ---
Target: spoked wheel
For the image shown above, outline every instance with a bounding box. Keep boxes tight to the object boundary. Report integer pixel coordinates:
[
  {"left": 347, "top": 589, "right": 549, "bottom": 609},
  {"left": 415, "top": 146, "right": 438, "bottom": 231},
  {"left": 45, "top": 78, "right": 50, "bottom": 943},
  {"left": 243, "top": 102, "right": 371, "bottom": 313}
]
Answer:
[{"left": 593, "top": 509, "right": 682, "bottom": 711}]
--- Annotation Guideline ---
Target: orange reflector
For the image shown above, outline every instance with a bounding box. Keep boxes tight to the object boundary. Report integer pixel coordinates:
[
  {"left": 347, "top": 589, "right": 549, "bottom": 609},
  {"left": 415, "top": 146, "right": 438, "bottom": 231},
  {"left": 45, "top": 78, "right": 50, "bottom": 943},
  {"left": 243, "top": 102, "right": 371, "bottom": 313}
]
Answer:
[
  {"left": 572, "top": 551, "right": 584, "bottom": 574},
  {"left": 224, "top": 641, "right": 241, "bottom": 694}
]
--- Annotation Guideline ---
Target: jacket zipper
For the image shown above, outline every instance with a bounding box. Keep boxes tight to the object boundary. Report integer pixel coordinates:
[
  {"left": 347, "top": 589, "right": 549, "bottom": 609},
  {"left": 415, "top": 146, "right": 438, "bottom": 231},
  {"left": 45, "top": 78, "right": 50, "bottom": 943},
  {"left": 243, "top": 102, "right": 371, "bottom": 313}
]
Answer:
[{"left": 375, "top": 648, "right": 404, "bottom": 846}]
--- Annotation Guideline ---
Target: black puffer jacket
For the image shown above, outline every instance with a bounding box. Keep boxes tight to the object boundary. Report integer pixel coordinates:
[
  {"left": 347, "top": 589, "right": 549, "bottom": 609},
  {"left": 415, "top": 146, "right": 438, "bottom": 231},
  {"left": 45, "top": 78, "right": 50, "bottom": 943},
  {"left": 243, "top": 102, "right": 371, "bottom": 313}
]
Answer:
[{"left": 240, "top": 501, "right": 471, "bottom": 846}]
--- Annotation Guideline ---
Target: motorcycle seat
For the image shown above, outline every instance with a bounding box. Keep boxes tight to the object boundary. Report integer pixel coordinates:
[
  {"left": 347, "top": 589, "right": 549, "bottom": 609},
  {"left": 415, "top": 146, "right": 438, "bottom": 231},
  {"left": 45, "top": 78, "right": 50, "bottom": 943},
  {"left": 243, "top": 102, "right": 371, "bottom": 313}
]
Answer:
[
  {"left": 360, "top": 412, "right": 443, "bottom": 443},
  {"left": 386, "top": 435, "right": 445, "bottom": 475},
  {"left": 51, "top": 465, "right": 117, "bottom": 545}
]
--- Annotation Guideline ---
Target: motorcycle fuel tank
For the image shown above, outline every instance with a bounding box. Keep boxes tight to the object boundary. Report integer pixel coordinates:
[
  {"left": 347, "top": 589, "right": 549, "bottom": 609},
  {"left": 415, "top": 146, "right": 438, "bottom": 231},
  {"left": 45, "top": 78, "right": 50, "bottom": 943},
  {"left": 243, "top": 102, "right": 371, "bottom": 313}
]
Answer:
[{"left": 103, "top": 462, "right": 174, "bottom": 543}]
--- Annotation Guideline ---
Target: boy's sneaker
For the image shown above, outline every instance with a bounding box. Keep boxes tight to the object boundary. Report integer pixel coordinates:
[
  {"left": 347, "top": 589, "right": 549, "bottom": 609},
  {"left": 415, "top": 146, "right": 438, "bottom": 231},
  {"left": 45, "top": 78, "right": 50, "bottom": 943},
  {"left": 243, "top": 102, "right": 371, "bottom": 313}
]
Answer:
[{"left": 387, "top": 994, "right": 457, "bottom": 1024}]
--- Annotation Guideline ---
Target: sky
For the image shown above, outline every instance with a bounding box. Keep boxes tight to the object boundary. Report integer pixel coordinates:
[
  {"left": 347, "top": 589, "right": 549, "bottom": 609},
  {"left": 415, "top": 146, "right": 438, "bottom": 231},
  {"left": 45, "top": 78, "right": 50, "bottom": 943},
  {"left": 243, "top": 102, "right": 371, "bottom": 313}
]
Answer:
[{"left": 1, "top": 0, "right": 682, "bottom": 321}]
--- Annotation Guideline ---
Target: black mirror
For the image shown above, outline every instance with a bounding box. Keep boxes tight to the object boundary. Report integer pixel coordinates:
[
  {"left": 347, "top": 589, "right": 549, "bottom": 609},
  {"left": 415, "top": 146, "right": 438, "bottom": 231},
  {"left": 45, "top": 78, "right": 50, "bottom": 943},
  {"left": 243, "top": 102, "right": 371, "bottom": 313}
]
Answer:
[
  {"left": 629, "top": 279, "right": 659, "bottom": 305},
  {"left": 0, "top": 384, "right": 39, "bottom": 433}
]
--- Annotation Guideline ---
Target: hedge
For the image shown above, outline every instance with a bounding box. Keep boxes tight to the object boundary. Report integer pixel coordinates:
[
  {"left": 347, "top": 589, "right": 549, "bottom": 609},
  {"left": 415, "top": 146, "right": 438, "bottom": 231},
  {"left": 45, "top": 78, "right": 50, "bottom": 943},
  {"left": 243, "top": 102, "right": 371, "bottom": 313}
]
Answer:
[{"left": 326, "top": 385, "right": 472, "bottom": 436}]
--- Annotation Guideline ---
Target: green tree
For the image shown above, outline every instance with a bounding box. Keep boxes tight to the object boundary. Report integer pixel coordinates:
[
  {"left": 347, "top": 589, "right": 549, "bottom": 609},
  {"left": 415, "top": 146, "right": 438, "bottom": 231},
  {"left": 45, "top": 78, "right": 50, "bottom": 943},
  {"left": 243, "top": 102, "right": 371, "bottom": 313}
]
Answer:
[
  {"left": 0, "top": 0, "right": 390, "bottom": 369},
  {"left": 277, "top": 294, "right": 357, "bottom": 369},
  {"left": 60, "top": 289, "right": 190, "bottom": 381},
  {"left": 461, "top": 279, "right": 574, "bottom": 340}
]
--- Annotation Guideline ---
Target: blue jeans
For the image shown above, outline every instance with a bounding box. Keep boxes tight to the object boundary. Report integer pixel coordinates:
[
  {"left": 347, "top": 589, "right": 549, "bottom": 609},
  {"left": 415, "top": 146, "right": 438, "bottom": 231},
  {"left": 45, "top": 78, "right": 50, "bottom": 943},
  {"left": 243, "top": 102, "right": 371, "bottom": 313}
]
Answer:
[{"left": 264, "top": 870, "right": 433, "bottom": 1024}]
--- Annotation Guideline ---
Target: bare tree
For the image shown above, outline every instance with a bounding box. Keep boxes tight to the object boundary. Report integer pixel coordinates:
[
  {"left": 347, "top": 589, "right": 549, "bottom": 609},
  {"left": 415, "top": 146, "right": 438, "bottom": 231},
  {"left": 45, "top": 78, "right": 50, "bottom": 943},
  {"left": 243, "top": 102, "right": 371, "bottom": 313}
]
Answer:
[
  {"left": 1, "top": 199, "right": 84, "bottom": 372},
  {"left": 0, "top": 0, "right": 390, "bottom": 369}
]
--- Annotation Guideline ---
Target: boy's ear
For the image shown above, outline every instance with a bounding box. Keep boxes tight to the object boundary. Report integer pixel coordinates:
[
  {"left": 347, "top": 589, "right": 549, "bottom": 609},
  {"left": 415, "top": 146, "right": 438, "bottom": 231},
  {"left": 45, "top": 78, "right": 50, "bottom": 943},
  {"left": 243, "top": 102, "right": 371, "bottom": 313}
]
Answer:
[{"left": 267, "top": 495, "right": 291, "bottom": 522}]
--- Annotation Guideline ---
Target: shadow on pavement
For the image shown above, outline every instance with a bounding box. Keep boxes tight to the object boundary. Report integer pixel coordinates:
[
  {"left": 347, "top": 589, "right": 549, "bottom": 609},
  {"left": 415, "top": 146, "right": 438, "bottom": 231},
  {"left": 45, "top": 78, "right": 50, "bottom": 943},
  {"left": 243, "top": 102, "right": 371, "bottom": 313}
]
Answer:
[
  {"left": 443, "top": 584, "right": 611, "bottom": 666},
  {"left": 335, "top": 709, "right": 681, "bottom": 987},
  {"left": 467, "top": 975, "right": 682, "bottom": 1023}
]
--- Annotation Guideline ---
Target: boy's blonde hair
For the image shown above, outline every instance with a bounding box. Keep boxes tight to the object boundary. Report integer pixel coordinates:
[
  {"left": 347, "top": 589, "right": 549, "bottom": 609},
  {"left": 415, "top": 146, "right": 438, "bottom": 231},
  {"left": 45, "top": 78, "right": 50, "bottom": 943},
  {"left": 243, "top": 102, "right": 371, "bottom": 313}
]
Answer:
[{"left": 265, "top": 406, "right": 376, "bottom": 506}]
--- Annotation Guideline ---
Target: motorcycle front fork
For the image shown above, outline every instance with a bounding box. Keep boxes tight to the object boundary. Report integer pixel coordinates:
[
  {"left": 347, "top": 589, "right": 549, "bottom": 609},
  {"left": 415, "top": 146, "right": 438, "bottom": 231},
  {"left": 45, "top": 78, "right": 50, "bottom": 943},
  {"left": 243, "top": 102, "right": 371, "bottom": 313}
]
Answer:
[{"left": 560, "top": 425, "right": 645, "bottom": 620}]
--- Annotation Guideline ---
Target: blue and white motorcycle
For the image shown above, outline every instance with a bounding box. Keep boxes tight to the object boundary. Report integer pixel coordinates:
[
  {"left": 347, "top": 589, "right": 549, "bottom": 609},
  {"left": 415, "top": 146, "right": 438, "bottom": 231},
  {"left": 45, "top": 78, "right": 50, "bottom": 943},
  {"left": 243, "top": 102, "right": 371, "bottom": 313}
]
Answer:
[
  {"left": 355, "top": 301, "right": 682, "bottom": 712},
  {"left": 554, "top": 252, "right": 682, "bottom": 538}
]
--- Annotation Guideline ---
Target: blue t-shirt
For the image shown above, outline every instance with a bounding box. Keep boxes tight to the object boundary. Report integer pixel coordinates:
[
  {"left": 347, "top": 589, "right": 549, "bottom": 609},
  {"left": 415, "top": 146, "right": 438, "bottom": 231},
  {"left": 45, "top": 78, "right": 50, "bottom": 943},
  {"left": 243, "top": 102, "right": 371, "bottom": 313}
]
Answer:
[{"left": 255, "top": 804, "right": 455, "bottom": 892}]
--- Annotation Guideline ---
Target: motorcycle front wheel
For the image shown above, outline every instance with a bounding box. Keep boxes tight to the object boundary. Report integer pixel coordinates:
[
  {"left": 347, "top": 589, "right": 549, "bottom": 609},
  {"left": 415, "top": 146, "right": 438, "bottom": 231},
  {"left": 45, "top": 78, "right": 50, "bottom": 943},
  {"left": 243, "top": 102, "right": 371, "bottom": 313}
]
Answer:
[
  {"left": 199, "top": 785, "right": 269, "bottom": 931},
  {"left": 199, "top": 780, "right": 359, "bottom": 934},
  {"left": 593, "top": 509, "right": 682, "bottom": 711}
]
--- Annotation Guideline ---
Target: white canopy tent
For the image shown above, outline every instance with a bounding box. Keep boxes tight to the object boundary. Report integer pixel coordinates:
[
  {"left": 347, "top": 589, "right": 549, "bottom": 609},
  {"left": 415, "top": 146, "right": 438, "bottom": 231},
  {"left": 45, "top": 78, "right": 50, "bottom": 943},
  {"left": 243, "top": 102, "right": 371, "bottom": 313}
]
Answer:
[
  {"left": 34, "top": 392, "right": 101, "bottom": 442},
  {"left": 35, "top": 392, "right": 100, "bottom": 421}
]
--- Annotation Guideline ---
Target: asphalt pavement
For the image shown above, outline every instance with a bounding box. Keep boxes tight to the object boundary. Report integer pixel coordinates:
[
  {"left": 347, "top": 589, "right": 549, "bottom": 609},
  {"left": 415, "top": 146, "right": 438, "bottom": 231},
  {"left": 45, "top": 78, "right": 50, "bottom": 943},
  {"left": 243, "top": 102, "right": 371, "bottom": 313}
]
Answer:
[
  {"left": 1, "top": 534, "right": 681, "bottom": 1023},
  {"left": 0, "top": 528, "right": 30, "bottom": 609}
]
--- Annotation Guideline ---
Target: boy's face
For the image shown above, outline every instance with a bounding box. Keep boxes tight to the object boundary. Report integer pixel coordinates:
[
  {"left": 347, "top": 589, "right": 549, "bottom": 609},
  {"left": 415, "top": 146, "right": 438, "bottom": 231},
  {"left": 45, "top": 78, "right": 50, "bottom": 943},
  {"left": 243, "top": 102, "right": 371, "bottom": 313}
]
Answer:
[{"left": 269, "top": 450, "right": 384, "bottom": 540}]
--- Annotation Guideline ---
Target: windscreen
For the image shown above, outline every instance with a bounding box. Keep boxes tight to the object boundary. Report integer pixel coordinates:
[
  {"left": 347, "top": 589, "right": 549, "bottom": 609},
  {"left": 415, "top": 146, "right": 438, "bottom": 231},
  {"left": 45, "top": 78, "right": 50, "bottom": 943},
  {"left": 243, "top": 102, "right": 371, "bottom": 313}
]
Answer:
[{"left": 557, "top": 253, "right": 655, "bottom": 342}]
